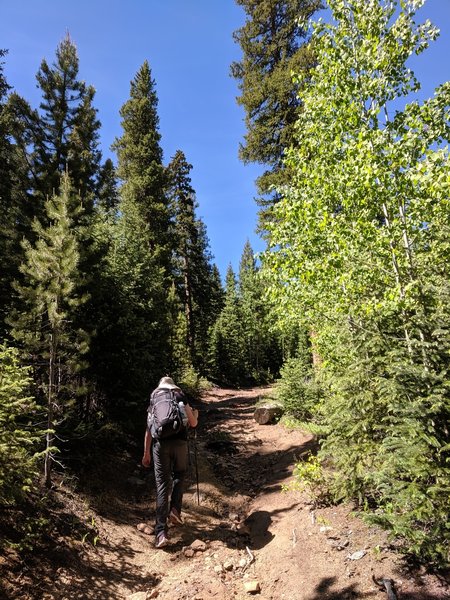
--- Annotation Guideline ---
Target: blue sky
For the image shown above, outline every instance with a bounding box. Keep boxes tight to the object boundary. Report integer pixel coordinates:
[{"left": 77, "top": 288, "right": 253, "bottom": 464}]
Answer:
[{"left": 1, "top": 0, "right": 449, "bottom": 277}]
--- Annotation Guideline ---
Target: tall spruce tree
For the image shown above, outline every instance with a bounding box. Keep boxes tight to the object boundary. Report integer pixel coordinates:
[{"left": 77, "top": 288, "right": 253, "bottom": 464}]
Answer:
[
  {"left": 0, "top": 50, "right": 27, "bottom": 338},
  {"left": 231, "top": 0, "right": 322, "bottom": 226},
  {"left": 97, "top": 158, "right": 120, "bottom": 214},
  {"left": 8, "top": 34, "right": 102, "bottom": 223},
  {"left": 8, "top": 173, "right": 88, "bottom": 486},
  {"left": 209, "top": 265, "right": 246, "bottom": 385},
  {"left": 6, "top": 37, "right": 104, "bottom": 404},
  {"left": 166, "top": 149, "right": 221, "bottom": 372},
  {"left": 97, "top": 60, "right": 172, "bottom": 415},
  {"left": 113, "top": 60, "right": 170, "bottom": 263},
  {"left": 238, "top": 240, "right": 282, "bottom": 381},
  {"left": 167, "top": 150, "right": 198, "bottom": 360}
]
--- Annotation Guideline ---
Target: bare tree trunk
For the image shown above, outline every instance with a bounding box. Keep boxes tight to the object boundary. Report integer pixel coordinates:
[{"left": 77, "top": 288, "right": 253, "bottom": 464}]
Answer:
[
  {"left": 44, "top": 331, "right": 56, "bottom": 488},
  {"left": 382, "top": 202, "right": 414, "bottom": 358}
]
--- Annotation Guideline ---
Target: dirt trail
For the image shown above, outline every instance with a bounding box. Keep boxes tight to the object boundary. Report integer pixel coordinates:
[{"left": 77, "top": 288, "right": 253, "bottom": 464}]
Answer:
[{"left": 4, "top": 387, "right": 449, "bottom": 599}]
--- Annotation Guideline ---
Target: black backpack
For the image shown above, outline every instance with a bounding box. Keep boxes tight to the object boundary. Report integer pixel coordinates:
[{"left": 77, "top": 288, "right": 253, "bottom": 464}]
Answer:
[{"left": 147, "top": 388, "right": 186, "bottom": 440}]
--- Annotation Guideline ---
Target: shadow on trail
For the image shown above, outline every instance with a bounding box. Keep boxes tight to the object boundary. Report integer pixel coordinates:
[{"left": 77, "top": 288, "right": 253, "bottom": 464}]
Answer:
[
  {"left": 303, "top": 576, "right": 447, "bottom": 600},
  {"left": 150, "top": 501, "right": 299, "bottom": 555},
  {"left": 45, "top": 536, "right": 158, "bottom": 600},
  {"left": 197, "top": 390, "right": 317, "bottom": 498},
  {"left": 0, "top": 532, "right": 159, "bottom": 600},
  {"left": 303, "top": 577, "right": 365, "bottom": 599}
]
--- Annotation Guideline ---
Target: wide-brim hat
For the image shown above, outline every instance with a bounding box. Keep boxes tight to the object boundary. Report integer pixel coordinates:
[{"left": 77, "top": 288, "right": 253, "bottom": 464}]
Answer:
[{"left": 158, "top": 376, "right": 181, "bottom": 390}]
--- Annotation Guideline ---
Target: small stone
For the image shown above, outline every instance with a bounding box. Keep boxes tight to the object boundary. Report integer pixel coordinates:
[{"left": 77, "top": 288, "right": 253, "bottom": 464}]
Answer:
[
  {"left": 229, "top": 512, "right": 240, "bottom": 522},
  {"left": 239, "top": 558, "right": 248, "bottom": 568},
  {"left": 214, "top": 565, "right": 223, "bottom": 574},
  {"left": 348, "top": 550, "right": 366, "bottom": 561},
  {"left": 190, "top": 539, "right": 207, "bottom": 552},
  {"left": 223, "top": 560, "right": 234, "bottom": 571},
  {"left": 244, "top": 580, "right": 261, "bottom": 594},
  {"left": 148, "top": 591, "right": 159, "bottom": 599},
  {"left": 136, "top": 523, "right": 153, "bottom": 535},
  {"left": 319, "top": 526, "right": 333, "bottom": 533},
  {"left": 127, "top": 593, "right": 148, "bottom": 600},
  {"left": 184, "top": 548, "right": 195, "bottom": 558}
]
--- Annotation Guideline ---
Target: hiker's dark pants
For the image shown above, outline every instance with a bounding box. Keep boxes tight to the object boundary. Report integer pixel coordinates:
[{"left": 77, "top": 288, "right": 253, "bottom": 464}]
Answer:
[{"left": 152, "top": 437, "right": 188, "bottom": 537}]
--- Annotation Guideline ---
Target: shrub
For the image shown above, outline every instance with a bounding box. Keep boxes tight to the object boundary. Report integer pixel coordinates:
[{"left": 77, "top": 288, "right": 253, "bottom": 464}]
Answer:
[
  {"left": 177, "top": 365, "right": 211, "bottom": 401},
  {"left": 276, "top": 356, "right": 321, "bottom": 421},
  {"left": 0, "top": 345, "right": 44, "bottom": 504}
]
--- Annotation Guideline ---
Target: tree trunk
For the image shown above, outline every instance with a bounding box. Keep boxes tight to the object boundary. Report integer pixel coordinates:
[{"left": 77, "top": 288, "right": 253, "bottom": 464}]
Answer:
[
  {"left": 44, "top": 331, "right": 56, "bottom": 488},
  {"left": 254, "top": 405, "right": 283, "bottom": 425}
]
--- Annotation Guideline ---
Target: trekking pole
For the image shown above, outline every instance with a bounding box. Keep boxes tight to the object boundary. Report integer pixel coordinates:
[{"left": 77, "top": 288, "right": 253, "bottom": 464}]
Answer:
[{"left": 193, "top": 429, "right": 200, "bottom": 505}]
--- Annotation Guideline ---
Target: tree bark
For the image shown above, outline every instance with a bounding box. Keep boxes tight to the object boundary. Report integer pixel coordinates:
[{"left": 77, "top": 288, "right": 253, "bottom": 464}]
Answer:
[{"left": 254, "top": 405, "right": 283, "bottom": 425}]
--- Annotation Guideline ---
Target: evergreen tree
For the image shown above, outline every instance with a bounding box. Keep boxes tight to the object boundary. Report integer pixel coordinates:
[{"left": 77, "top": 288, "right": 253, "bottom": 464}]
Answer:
[
  {"left": 209, "top": 264, "right": 226, "bottom": 325},
  {"left": 8, "top": 34, "right": 102, "bottom": 222},
  {"left": 238, "top": 240, "right": 281, "bottom": 381},
  {"left": 97, "top": 158, "right": 120, "bottom": 214},
  {"left": 231, "top": 0, "right": 322, "bottom": 225},
  {"left": 95, "top": 61, "right": 172, "bottom": 415},
  {"left": 0, "top": 50, "right": 27, "bottom": 338},
  {"left": 0, "top": 344, "right": 44, "bottom": 504},
  {"left": 209, "top": 265, "right": 246, "bottom": 385},
  {"left": 113, "top": 60, "right": 170, "bottom": 263},
  {"left": 167, "top": 150, "right": 198, "bottom": 360},
  {"left": 167, "top": 149, "right": 221, "bottom": 372},
  {"left": 8, "top": 173, "right": 88, "bottom": 486},
  {"left": 6, "top": 37, "right": 104, "bottom": 402}
]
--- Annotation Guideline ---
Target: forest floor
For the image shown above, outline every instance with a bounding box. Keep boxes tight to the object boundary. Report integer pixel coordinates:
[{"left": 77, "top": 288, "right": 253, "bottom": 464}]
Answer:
[{"left": 1, "top": 386, "right": 449, "bottom": 600}]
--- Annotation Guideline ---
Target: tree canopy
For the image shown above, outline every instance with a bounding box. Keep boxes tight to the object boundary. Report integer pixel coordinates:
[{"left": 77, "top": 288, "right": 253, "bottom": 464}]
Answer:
[{"left": 263, "top": 0, "right": 450, "bottom": 564}]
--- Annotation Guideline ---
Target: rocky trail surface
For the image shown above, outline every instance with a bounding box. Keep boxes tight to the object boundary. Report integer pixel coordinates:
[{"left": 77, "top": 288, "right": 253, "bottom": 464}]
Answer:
[{"left": 2, "top": 387, "right": 449, "bottom": 599}]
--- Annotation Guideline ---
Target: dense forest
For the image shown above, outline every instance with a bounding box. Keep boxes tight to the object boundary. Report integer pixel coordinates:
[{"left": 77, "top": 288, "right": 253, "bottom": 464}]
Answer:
[{"left": 1, "top": 0, "right": 449, "bottom": 570}]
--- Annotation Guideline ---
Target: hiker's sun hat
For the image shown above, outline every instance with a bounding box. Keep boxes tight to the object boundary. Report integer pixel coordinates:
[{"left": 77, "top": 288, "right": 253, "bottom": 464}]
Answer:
[{"left": 158, "top": 376, "right": 181, "bottom": 390}]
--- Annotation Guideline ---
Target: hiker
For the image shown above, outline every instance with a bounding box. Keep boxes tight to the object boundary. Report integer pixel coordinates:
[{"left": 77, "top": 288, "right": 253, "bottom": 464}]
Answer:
[{"left": 142, "top": 376, "right": 198, "bottom": 549}]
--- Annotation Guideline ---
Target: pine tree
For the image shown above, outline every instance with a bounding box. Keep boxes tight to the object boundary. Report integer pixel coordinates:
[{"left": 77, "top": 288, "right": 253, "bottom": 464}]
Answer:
[
  {"left": 231, "top": 0, "right": 322, "bottom": 225},
  {"left": 0, "top": 344, "right": 44, "bottom": 504},
  {"left": 6, "top": 38, "right": 104, "bottom": 400},
  {"left": 97, "top": 158, "right": 119, "bottom": 214},
  {"left": 238, "top": 240, "right": 281, "bottom": 381},
  {"left": 8, "top": 34, "right": 101, "bottom": 222},
  {"left": 0, "top": 49, "right": 26, "bottom": 338},
  {"left": 8, "top": 173, "right": 88, "bottom": 486},
  {"left": 113, "top": 60, "right": 170, "bottom": 262},
  {"left": 167, "top": 150, "right": 197, "bottom": 359},
  {"left": 166, "top": 149, "right": 221, "bottom": 372},
  {"left": 96, "top": 61, "right": 172, "bottom": 414},
  {"left": 209, "top": 265, "right": 246, "bottom": 385}
]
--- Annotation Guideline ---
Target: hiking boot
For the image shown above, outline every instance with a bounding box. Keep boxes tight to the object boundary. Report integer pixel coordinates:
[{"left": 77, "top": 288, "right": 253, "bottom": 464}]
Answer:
[
  {"left": 155, "top": 532, "right": 169, "bottom": 549},
  {"left": 168, "top": 508, "right": 183, "bottom": 526}
]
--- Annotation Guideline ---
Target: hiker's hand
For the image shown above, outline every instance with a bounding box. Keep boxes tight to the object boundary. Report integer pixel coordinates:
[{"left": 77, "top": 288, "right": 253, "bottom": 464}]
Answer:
[{"left": 142, "top": 453, "right": 151, "bottom": 468}]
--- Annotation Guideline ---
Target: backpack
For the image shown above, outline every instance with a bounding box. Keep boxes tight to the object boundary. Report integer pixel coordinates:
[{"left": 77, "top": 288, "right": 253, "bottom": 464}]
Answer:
[{"left": 147, "top": 388, "right": 187, "bottom": 440}]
